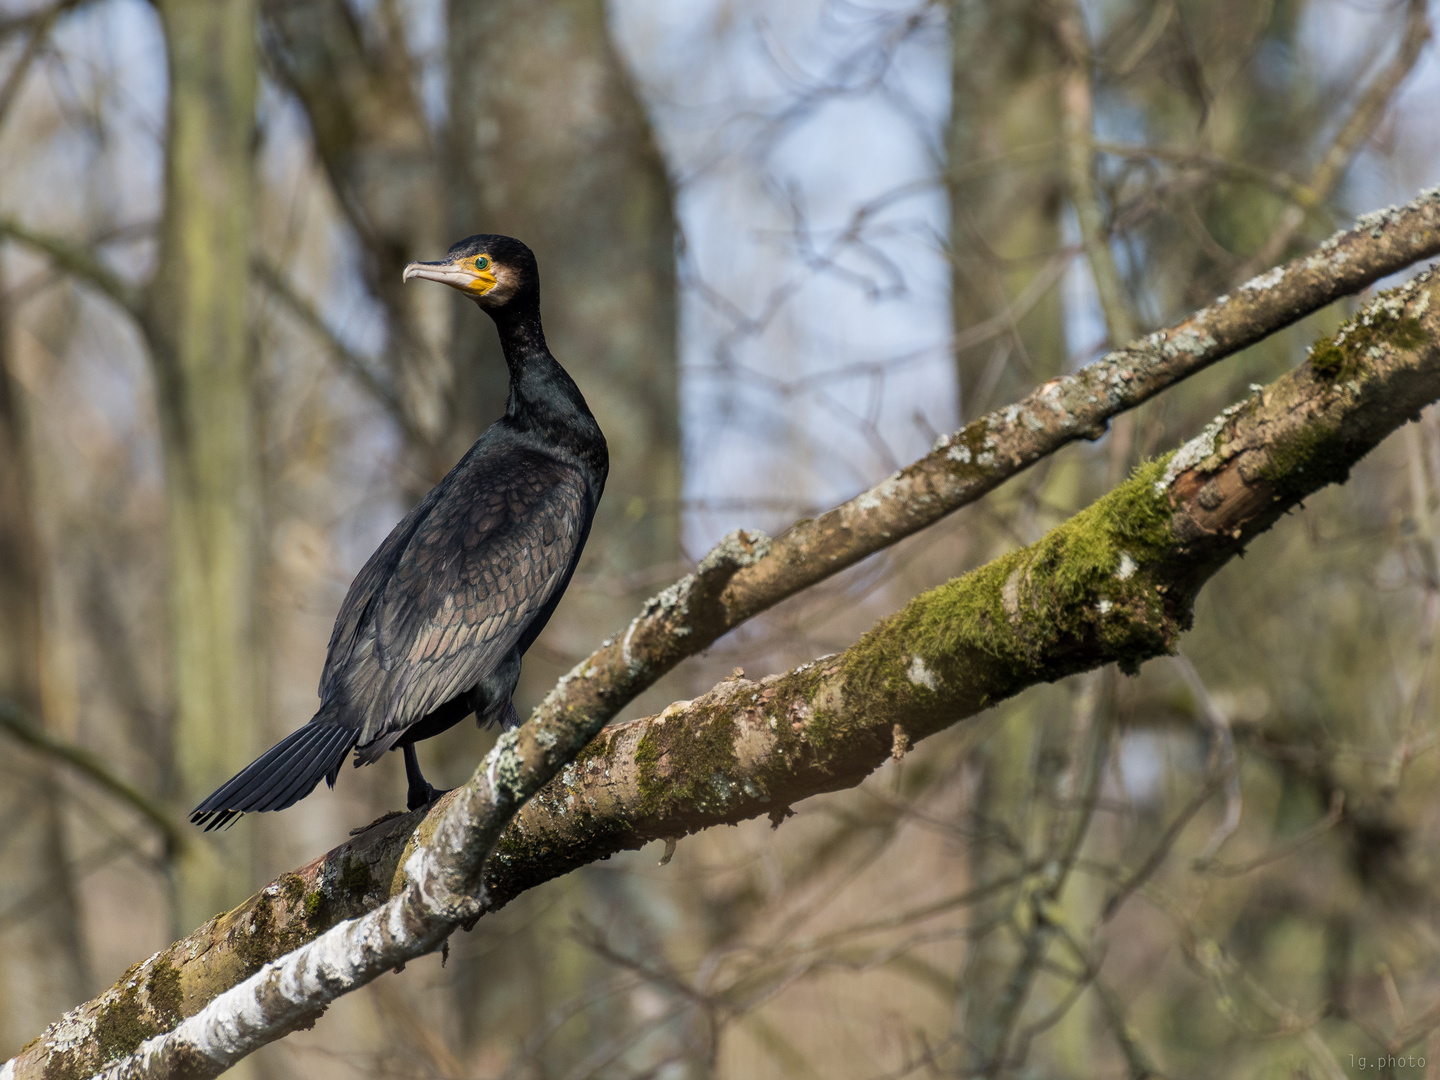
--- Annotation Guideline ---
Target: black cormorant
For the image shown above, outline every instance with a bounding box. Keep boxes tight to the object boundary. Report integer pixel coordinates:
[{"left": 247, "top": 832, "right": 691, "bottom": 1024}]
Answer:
[{"left": 191, "top": 235, "right": 607, "bottom": 830}]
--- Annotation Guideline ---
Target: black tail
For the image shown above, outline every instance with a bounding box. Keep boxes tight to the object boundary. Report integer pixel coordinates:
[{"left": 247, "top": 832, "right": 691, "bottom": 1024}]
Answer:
[{"left": 190, "top": 723, "right": 355, "bottom": 831}]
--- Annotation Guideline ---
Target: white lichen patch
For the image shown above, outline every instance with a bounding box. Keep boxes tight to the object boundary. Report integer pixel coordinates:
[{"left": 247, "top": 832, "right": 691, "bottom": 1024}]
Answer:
[
  {"left": 1315, "top": 228, "right": 1348, "bottom": 254},
  {"left": 1162, "top": 326, "right": 1219, "bottom": 359},
  {"left": 697, "top": 527, "right": 773, "bottom": 574},
  {"left": 486, "top": 728, "right": 525, "bottom": 800},
  {"left": 1116, "top": 553, "right": 1138, "bottom": 580},
  {"left": 40, "top": 1008, "right": 96, "bottom": 1055},
  {"left": 856, "top": 474, "right": 904, "bottom": 513},
  {"left": 1239, "top": 265, "right": 1286, "bottom": 293},
  {"left": 907, "top": 655, "right": 939, "bottom": 691},
  {"left": 1156, "top": 400, "right": 1248, "bottom": 493},
  {"left": 947, "top": 443, "right": 972, "bottom": 464},
  {"left": 1356, "top": 204, "right": 1402, "bottom": 236},
  {"left": 1002, "top": 567, "right": 1024, "bottom": 619}
]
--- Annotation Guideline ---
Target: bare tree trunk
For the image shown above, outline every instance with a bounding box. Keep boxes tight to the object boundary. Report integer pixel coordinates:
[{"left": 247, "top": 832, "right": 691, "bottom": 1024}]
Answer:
[
  {"left": 0, "top": 258, "right": 89, "bottom": 1057},
  {"left": 139, "top": 0, "right": 263, "bottom": 934}
]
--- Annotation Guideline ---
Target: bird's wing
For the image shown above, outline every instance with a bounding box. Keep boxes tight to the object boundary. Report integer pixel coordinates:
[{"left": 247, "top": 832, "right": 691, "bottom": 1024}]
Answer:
[
  {"left": 319, "top": 482, "right": 446, "bottom": 702},
  {"left": 346, "top": 448, "right": 590, "bottom": 747}
]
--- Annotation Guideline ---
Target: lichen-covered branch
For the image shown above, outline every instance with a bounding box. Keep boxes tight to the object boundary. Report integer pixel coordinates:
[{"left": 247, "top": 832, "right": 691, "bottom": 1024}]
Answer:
[
  {"left": 495, "top": 269, "right": 1440, "bottom": 893},
  {"left": 10, "top": 262, "right": 1440, "bottom": 1080}
]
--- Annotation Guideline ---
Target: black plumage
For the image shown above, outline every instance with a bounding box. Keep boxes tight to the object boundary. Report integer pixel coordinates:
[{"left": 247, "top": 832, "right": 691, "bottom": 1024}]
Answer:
[{"left": 192, "top": 235, "right": 607, "bottom": 830}]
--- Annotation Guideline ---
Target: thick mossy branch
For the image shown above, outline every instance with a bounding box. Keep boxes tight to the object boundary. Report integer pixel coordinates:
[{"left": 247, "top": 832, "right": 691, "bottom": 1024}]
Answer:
[
  {"left": 484, "top": 270, "right": 1439, "bottom": 900},
  {"left": 10, "top": 269, "right": 1440, "bottom": 1080}
]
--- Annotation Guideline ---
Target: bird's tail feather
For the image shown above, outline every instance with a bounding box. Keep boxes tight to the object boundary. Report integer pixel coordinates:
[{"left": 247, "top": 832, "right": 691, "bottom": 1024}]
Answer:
[{"left": 190, "top": 723, "right": 354, "bottom": 831}]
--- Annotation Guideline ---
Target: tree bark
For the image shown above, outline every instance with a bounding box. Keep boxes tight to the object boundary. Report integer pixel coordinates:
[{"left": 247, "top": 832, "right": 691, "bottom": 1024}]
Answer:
[
  {"left": 0, "top": 248, "right": 89, "bottom": 1058},
  {"left": 517, "top": 185, "right": 1440, "bottom": 743},
  {"left": 138, "top": 0, "right": 263, "bottom": 934}
]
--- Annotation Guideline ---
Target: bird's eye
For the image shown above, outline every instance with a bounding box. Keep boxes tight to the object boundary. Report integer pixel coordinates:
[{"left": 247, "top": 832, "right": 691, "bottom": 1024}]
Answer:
[{"left": 475, "top": 256, "right": 490, "bottom": 271}]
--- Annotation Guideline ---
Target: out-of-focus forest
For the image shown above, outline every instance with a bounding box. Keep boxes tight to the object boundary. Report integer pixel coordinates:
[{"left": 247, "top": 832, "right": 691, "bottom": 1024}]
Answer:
[{"left": 1, "top": 0, "right": 1439, "bottom": 1077}]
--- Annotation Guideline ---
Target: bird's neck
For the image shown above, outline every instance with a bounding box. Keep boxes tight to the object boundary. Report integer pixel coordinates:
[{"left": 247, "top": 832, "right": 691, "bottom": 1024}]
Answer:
[{"left": 491, "top": 305, "right": 604, "bottom": 463}]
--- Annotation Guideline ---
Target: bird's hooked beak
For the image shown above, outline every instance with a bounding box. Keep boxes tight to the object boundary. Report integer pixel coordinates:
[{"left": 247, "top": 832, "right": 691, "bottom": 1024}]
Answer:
[{"left": 402, "top": 254, "right": 498, "bottom": 297}]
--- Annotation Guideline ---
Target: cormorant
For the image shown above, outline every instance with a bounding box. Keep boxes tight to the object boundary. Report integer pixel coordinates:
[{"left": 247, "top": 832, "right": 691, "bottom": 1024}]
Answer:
[{"left": 191, "top": 235, "right": 607, "bottom": 830}]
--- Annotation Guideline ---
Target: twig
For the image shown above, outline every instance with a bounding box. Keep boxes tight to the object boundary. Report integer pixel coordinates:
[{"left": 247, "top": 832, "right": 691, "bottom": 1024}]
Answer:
[
  {"left": 1101, "top": 770, "right": 1221, "bottom": 923},
  {"left": 1172, "top": 655, "right": 1242, "bottom": 864},
  {"left": 1091, "top": 974, "right": 1162, "bottom": 1079},
  {"left": 1203, "top": 790, "right": 1344, "bottom": 879},
  {"left": 1093, "top": 140, "right": 1320, "bottom": 210},
  {"left": 0, "top": 2, "right": 61, "bottom": 133},
  {"left": 1231, "top": 0, "right": 1431, "bottom": 283}
]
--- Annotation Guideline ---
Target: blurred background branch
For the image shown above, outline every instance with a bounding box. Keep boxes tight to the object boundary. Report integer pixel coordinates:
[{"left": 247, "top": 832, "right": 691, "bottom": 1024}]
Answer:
[{"left": 0, "top": 697, "right": 186, "bottom": 855}]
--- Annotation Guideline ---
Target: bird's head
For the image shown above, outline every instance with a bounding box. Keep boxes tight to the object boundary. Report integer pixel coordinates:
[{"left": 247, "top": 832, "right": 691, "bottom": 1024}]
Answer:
[{"left": 402, "top": 234, "right": 538, "bottom": 313}]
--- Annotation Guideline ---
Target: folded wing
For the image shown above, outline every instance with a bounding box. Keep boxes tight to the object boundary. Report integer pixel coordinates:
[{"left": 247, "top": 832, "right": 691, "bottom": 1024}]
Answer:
[{"left": 324, "top": 446, "right": 590, "bottom": 756}]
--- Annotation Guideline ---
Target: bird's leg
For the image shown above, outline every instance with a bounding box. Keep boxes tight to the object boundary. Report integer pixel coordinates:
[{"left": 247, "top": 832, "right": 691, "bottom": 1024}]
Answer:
[{"left": 403, "top": 742, "right": 447, "bottom": 810}]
